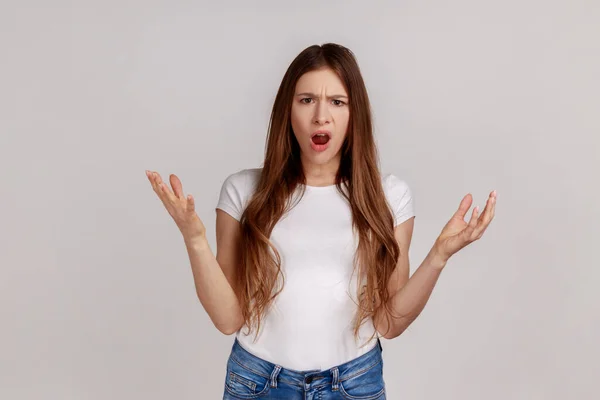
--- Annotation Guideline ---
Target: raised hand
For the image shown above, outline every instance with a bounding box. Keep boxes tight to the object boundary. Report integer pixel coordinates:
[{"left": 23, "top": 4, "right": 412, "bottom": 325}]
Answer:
[
  {"left": 433, "top": 190, "right": 497, "bottom": 264},
  {"left": 146, "top": 170, "right": 207, "bottom": 242}
]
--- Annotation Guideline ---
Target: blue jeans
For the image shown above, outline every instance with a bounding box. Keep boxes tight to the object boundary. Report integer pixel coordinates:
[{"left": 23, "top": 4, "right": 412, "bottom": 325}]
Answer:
[{"left": 222, "top": 337, "right": 386, "bottom": 399}]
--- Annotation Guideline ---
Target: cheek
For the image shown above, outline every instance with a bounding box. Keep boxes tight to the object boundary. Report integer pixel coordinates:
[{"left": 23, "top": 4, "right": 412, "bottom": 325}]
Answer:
[
  {"left": 334, "top": 109, "right": 350, "bottom": 133},
  {"left": 337, "top": 107, "right": 350, "bottom": 121},
  {"left": 290, "top": 106, "right": 309, "bottom": 135}
]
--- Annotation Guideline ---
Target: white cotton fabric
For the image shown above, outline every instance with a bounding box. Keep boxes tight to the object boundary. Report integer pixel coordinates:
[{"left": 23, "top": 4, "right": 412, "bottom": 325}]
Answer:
[{"left": 216, "top": 168, "right": 415, "bottom": 371}]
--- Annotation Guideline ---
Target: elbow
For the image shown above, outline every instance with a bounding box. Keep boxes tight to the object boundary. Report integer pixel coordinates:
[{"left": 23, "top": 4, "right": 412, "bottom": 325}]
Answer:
[
  {"left": 218, "top": 325, "right": 239, "bottom": 336},
  {"left": 215, "top": 315, "right": 243, "bottom": 336},
  {"left": 377, "top": 325, "right": 399, "bottom": 340},
  {"left": 382, "top": 327, "right": 405, "bottom": 340},
  {"left": 381, "top": 331, "right": 394, "bottom": 340},
  {"left": 379, "top": 315, "right": 415, "bottom": 340}
]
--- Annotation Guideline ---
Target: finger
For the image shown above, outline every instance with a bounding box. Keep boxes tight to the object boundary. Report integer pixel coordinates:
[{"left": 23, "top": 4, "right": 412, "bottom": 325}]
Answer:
[
  {"left": 149, "top": 171, "right": 176, "bottom": 210},
  {"left": 152, "top": 172, "right": 178, "bottom": 203},
  {"left": 158, "top": 179, "right": 178, "bottom": 203},
  {"left": 475, "top": 196, "right": 492, "bottom": 227},
  {"left": 169, "top": 174, "right": 185, "bottom": 200},
  {"left": 146, "top": 170, "right": 157, "bottom": 189},
  {"left": 461, "top": 206, "right": 479, "bottom": 241},
  {"left": 485, "top": 194, "right": 496, "bottom": 227},
  {"left": 187, "top": 194, "right": 195, "bottom": 212},
  {"left": 484, "top": 194, "right": 496, "bottom": 222},
  {"left": 148, "top": 171, "right": 161, "bottom": 193},
  {"left": 473, "top": 193, "right": 496, "bottom": 237},
  {"left": 150, "top": 171, "right": 165, "bottom": 194},
  {"left": 469, "top": 204, "right": 479, "bottom": 225},
  {"left": 452, "top": 194, "right": 473, "bottom": 220}
]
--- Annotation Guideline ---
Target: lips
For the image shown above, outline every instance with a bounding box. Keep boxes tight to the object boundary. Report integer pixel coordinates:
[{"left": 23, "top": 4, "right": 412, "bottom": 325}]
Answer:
[
  {"left": 311, "top": 130, "right": 332, "bottom": 146},
  {"left": 309, "top": 130, "right": 331, "bottom": 152},
  {"left": 311, "top": 130, "right": 332, "bottom": 139}
]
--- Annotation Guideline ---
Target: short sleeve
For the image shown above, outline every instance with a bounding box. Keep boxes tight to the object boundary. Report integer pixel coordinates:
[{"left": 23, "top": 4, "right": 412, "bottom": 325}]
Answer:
[
  {"left": 384, "top": 174, "right": 415, "bottom": 227},
  {"left": 215, "top": 168, "right": 258, "bottom": 222}
]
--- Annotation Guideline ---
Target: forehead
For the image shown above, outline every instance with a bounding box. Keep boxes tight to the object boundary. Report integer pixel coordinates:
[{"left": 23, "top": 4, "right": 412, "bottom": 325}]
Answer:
[{"left": 295, "top": 68, "right": 347, "bottom": 93}]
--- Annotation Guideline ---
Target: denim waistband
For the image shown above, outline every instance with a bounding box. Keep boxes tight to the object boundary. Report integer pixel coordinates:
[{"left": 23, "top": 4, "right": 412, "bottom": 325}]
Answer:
[{"left": 228, "top": 337, "right": 383, "bottom": 390}]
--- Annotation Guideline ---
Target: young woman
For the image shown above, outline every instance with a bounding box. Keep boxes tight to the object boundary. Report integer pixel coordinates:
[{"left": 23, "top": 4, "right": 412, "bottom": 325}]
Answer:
[{"left": 146, "top": 43, "right": 496, "bottom": 399}]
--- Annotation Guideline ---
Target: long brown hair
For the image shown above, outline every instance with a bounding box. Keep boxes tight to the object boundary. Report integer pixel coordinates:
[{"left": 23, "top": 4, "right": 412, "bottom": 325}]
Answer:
[{"left": 237, "top": 43, "right": 401, "bottom": 346}]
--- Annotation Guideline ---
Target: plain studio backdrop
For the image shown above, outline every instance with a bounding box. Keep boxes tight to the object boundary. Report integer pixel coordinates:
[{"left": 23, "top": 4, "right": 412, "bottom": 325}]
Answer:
[{"left": 1, "top": 1, "right": 598, "bottom": 399}]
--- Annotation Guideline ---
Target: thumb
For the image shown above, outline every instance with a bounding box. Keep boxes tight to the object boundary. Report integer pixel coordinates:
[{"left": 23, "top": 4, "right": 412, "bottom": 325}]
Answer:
[
  {"left": 452, "top": 193, "right": 473, "bottom": 220},
  {"left": 169, "top": 174, "right": 185, "bottom": 199}
]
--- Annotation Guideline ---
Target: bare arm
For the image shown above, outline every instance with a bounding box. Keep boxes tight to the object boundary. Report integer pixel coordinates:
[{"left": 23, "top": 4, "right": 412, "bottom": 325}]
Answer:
[
  {"left": 184, "top": 230, "right": 244, "bottom": 335},
  {"left": 378, "top": 248, "right": 446, "bottom": 339},
  {"left": 146, "top": 170, "right": 243, "bottom": 335},
  {"left": 378, "top": 190, "right": 497, "bottom": 339}
]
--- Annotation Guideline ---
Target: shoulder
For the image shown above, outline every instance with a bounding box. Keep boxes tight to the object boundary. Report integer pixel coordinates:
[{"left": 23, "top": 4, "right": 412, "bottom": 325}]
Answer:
[
  {"left": 381, "top": 172, "right": 411, "bottom": 195},
  {"left": 380, "top": 172, "right": 415, "bottom": 226},
  {"left": 216, "top": 167, "right": 262, "bottom": 221},
  {"left": 221, "top": 167, "right": 262, "bottom": 192}
]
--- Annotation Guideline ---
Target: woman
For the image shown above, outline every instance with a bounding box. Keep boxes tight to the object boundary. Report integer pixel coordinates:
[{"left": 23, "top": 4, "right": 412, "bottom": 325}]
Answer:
[{"left": 146, "top": 43, "right": 496, "bottom": 399}]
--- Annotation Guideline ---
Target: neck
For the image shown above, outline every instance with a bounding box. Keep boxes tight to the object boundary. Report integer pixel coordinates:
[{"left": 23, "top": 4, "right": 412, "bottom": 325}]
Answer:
[{"left": 301, "top": 154, "right": 341, "bottom": 187}]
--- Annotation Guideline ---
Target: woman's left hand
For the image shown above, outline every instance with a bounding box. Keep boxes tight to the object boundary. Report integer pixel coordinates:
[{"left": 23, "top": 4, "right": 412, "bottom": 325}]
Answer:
[{"left": 433, "top": 190, "right": 497, "bottom": 264}]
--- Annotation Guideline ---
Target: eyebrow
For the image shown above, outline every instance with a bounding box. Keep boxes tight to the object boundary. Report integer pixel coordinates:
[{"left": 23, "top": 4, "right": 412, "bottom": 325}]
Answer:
[{"left": 295, "top": 92, "right": 348, "bottom": 100}]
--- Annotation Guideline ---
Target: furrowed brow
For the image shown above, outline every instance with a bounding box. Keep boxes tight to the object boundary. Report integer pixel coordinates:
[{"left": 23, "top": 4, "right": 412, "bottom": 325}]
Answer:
[{"left": 295, "top": 92, "right": 348, "bottom": 100}]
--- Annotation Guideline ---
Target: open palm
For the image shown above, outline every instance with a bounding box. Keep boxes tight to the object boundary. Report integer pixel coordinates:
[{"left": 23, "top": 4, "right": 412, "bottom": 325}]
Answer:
[{"left": 434, "top": 191, "right": 497, "bottom": 263}]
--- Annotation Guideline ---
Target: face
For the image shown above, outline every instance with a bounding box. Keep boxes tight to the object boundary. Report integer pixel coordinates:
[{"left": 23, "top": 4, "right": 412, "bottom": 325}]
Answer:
[{"left": 290, "top": 67, "right": 350, "bottom": 170}]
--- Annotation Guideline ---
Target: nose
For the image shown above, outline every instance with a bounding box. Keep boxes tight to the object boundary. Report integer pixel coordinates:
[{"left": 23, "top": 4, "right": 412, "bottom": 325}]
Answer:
[{"left": 313, "top": 101, "right": 330, "bottom": 125}]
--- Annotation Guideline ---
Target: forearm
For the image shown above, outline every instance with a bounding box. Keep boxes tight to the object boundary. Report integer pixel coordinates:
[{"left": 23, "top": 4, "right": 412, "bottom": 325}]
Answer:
[
  {"left": 183, "top": 236, "right": 243, "bottom": 335},
  {"left": 378, "top": 247, "right": 448, "bottom": 339}
]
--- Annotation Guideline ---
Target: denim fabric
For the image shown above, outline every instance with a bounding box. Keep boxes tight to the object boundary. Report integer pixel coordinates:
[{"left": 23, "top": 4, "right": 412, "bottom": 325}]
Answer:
[{"left": 222, "top": 338, "right": 386, "bottom": 399}]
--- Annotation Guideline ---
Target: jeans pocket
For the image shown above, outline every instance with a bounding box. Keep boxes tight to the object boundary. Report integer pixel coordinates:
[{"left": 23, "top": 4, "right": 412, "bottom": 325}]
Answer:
[
  {"left": 224, "top": 357, "right": 271, "bottom": 399},
  {"left": 338, "top": 360, "right": 386, "bottom": 400}
]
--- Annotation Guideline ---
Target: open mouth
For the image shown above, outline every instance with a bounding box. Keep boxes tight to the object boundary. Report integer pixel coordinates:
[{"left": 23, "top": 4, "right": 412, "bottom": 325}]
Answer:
[{"left": 311, "top": 132, "right": 331, "bottom": 145}]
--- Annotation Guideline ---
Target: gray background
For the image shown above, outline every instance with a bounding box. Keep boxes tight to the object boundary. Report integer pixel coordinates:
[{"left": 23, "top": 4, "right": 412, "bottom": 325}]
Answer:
[{"left": 1, "top": 1, "right": 598, "bottom": 399}]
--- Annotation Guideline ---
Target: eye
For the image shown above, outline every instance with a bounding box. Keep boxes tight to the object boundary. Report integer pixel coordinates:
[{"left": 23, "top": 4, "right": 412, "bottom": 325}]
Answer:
[
  {"left": 300, "top": 98, "right": 313, "bottom": 104},
  {"left": 332, "top": 99, "right": 346, "bottom": 106}
]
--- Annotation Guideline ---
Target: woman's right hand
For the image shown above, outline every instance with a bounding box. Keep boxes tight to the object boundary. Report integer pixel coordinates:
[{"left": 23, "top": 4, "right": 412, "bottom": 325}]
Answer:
[{"left": 146, "top": 170, "right": 207, "bottom": 242}]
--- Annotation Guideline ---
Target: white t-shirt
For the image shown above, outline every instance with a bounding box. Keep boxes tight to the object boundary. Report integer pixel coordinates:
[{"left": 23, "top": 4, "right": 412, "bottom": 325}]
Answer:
[{"left": 215, "top": 167, "right": 415, "bottom": 371}]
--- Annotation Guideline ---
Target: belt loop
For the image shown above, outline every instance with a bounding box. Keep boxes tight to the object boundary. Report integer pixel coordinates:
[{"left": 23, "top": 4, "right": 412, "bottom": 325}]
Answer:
[
  {"left": 331, "top": 367, "right": 339, "bottom": 391},
  {"left": 270, "top": 365, "right": 282, "bottom": 388}
]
